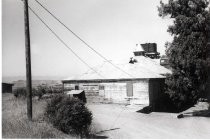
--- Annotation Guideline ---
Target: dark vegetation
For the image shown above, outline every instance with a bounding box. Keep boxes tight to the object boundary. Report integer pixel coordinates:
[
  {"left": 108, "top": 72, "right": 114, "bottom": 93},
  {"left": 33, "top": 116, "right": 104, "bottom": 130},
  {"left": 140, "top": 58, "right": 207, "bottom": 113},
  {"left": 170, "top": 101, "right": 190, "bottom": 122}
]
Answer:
[
  {"left": 158, "top": 0, "right": 210, "bottom": 110},
  {"left": 45, "top": 95, "right": 93, "bottom": 138},
  {"left": 13, "top": 85, "right": 63, "bottom": 99},
  {"left": 13, "top": 86, "right": 94, "bottom": 138}
]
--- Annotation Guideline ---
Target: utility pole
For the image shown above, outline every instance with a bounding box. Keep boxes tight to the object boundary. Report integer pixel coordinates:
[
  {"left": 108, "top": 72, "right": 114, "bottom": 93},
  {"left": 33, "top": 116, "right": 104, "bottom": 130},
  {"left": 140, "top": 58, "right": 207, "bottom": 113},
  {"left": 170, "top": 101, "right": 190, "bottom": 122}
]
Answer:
[{"left": 24, "top": 0, "right": 32, "bottom": 120}]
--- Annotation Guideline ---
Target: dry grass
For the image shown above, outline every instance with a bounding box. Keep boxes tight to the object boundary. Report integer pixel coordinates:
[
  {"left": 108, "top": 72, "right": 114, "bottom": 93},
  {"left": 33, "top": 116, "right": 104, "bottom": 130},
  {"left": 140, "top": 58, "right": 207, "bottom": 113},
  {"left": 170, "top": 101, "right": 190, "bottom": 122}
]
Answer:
[{"left": 2, "top": 93, "right": 76, "bottom": 139}]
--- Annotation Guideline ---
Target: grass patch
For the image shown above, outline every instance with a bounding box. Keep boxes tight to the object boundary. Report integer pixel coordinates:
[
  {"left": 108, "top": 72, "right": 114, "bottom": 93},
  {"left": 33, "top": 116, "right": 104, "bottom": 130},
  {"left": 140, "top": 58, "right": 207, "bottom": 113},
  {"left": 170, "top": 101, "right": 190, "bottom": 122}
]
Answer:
[{"left": 2, "top": 93, "right": 76, "bottom": 138}]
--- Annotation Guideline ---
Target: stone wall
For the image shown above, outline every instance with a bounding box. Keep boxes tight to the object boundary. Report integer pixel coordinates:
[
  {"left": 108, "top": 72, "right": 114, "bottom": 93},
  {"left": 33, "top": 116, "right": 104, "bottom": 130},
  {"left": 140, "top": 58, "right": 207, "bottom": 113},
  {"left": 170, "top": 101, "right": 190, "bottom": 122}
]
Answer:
[{"left": 63, "top": 78, "right": 164, "bottom": 105}]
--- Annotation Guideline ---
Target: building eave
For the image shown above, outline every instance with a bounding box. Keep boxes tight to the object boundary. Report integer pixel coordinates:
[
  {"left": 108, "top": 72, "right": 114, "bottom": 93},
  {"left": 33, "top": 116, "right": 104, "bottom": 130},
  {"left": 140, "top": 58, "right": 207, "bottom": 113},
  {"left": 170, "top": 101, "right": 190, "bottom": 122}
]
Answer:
[{"left": 62, "top": 77, "right": 165, "bottom": 84}]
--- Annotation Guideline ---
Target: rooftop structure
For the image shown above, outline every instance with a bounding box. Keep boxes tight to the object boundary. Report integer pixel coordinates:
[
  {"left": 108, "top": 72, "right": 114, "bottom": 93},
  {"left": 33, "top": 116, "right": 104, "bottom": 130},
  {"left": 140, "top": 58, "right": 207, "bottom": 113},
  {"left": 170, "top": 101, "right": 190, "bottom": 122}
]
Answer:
[{"left": 133, "top": 43, "right": 160, "bottom": 59}]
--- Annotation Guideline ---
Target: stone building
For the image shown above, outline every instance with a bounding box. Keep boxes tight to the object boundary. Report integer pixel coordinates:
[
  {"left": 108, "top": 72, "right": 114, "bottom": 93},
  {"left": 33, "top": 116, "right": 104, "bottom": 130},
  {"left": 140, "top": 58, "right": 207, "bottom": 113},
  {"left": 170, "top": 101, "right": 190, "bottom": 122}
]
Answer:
[{"left": 62, "top": 47, "right": 171, "bottom": 106}]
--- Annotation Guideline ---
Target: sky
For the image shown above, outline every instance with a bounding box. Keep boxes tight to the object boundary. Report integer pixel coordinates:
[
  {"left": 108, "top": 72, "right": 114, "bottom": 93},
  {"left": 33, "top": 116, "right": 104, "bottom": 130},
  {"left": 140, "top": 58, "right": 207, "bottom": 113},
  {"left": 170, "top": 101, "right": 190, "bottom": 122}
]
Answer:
[{"left": 2, "top": 0, "right": 173, "bottom": 80}]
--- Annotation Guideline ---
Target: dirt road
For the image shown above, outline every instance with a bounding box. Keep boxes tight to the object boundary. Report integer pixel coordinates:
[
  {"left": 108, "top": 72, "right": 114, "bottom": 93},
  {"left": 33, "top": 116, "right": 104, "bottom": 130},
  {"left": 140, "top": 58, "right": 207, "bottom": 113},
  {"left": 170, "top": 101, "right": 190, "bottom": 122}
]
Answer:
[{"left": 88, "top": 103, "right": 210, "bottom": 139}]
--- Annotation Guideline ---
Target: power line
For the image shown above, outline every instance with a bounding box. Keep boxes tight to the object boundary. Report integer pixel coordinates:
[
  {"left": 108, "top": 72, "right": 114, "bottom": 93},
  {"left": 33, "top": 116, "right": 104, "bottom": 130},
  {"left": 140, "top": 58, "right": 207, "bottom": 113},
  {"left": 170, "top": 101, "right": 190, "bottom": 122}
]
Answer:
[
  {"left": 28, "top": 6, "right": 105, "bottom": 79},
  {"left": 33, "top": 0, "right": 134, "bottom": 78}
]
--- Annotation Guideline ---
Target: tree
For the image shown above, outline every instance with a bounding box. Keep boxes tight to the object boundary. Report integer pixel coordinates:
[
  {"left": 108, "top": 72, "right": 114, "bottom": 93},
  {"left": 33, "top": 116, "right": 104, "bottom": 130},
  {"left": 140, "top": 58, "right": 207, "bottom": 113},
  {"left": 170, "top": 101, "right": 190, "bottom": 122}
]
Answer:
[{"left": 158, "top": 0, "right": 210, "bottom": 110}]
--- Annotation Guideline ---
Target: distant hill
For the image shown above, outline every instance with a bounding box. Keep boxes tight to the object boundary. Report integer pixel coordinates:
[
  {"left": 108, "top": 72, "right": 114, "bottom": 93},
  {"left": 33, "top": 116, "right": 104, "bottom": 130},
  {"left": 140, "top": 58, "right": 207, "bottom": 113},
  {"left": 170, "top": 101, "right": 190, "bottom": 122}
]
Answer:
[
  {"left": 2, "top": 76, "right": 66, "bottom": 89},
  {"left": 12, "top": 80, "right": 62, "bottom": 89},
  {"left": 2, "top": 76, "right": 66, "bottom": 83}
]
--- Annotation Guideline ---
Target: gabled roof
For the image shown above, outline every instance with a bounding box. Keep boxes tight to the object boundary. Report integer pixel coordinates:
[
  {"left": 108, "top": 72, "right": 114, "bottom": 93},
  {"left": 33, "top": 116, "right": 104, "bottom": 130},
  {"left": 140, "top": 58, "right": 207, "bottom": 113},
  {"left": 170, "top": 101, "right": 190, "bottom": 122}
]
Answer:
[{"left": 63, "top": 56, "right": 171, "bottom": 82}]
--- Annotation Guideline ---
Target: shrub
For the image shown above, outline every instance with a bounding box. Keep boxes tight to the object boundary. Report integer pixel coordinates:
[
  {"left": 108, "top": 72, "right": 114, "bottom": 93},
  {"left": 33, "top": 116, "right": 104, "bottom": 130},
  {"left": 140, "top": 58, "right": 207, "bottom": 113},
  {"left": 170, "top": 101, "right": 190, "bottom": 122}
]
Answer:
[
  {"left": 13, "top": 87, "right": 39, "bottom": 98},
  {"left": 13, "top": 88, "right": 27, "bottom": 98},
  {"left": 51, "top": 86, "right": 63, "bottom": 94},
  {"left": 13, "top": 85, "right": 53, "bottom": 99},
  {"left": 36, "top": 85, "right": 48, "bottom": 99},
  {"left": 45, "top": 95, "right": 92, "bottom": 138}
]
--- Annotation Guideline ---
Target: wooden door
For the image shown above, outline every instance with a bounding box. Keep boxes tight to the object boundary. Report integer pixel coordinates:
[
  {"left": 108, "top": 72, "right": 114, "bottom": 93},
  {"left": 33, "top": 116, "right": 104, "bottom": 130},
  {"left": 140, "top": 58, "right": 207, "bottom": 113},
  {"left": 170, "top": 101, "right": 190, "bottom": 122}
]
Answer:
[{"left": 126, "top": 82, "right": 133, "bottom": 97}]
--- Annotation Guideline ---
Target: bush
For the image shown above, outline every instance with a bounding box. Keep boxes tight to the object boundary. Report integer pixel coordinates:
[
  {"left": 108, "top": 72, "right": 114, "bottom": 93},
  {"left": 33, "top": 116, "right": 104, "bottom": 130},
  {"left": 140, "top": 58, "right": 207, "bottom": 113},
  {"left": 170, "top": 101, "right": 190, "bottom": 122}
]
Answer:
[
  {"left": 35, "top": 85, "right": 48, "bottom": 99},
  {"left": 13, "top": 88, "right": 27, "bottom": 98},
  {"left": 50, "top": 86, "right": 63, "bottom": 94},
  {"left": 13, "top": 85, "right": 53, "bottom": 99},
  {"left": 45, "top": 95, "right": 92, "bottom": 138},
  {"left": 13, "top": 87, "right": 38, "bottom": 98}
]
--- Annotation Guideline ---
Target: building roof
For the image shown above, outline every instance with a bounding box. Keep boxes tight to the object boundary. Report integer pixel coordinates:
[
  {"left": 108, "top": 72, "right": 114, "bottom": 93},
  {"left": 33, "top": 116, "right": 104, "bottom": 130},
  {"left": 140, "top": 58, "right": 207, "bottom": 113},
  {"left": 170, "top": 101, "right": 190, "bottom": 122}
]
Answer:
[
  {"left": 2, "top": 83, "right": 14, "bottom": 86},
  {"left": 63, "top": 56, "right": 171, "bottom": 82},
  {"left": 134, "top": 44, "right": 144, "bottom": 52}
]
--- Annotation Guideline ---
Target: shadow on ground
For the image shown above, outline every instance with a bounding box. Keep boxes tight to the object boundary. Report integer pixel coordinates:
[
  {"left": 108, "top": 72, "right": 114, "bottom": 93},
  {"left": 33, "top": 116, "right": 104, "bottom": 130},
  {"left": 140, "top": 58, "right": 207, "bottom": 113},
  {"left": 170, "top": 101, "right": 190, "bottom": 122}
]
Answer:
[
  {"left": 96, "top": 128, "right": 120, "bottom": 134},
  {"left": 88, "top": 134, "right": 109, "bottom": 139},
  {"left": 177, "top": 110, "right": 210, "bottom": 118},
  {"left": 137, "top": 101, "right": 210, "bottom": 119},
  {"left": 87, "top": 128, "right": 120, "bottom": 139},
  {"left": 136, "top": 105, "right": 186, "bottom": 114}
]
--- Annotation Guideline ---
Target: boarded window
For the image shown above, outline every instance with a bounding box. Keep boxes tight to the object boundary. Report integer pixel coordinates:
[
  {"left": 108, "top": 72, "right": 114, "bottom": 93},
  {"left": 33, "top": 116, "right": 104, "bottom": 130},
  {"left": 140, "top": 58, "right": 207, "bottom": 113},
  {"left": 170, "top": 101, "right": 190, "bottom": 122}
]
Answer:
[{"left": 126, "top": 82, "right": 133, "bottom": 97}]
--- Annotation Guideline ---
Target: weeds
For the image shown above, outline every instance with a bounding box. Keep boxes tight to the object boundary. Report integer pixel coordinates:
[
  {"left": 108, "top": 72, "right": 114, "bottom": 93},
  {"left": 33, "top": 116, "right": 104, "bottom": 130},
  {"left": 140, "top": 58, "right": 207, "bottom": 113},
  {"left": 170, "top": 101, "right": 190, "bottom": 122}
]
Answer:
[
  {"left": 13, "top": 84, "right": 63, "bottom": 99},
  {"left": 2, "top": 93, "right": 75, "bottom": 138}
]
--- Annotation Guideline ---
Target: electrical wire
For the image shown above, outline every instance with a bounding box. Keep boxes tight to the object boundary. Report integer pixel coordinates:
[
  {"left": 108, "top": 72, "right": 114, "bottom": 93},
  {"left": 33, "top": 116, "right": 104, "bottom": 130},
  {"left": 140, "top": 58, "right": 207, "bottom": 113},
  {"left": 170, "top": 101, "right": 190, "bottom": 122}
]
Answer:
[
  {"left": 33, "top": 0, "right": 134, "bottom": 78},
  {"left": 29, "top": 2, "right": 135, "bottom": 130},
  {"left": 28, "top": 6, "right": 105, "bottom": 79}
]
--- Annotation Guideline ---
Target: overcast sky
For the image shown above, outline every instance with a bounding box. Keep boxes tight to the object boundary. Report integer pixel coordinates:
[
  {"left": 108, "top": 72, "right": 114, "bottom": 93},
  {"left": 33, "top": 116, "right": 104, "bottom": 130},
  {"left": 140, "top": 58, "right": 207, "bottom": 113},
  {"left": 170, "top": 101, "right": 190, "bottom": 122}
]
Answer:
[{"left": 2, "top": 0, "right": 172, "bottom": 79}]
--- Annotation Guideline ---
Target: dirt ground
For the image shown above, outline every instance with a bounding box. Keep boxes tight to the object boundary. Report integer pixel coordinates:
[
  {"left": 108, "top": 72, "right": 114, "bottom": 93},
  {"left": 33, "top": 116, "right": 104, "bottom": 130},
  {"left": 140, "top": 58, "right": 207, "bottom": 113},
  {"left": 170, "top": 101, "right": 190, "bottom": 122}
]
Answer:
[
  {"left": 2, "top": 93, "right": 210, "bottom": 139},
  {"left": 88, "top": 103, "right": 210, "bottom": 139}
]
